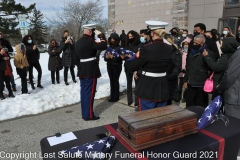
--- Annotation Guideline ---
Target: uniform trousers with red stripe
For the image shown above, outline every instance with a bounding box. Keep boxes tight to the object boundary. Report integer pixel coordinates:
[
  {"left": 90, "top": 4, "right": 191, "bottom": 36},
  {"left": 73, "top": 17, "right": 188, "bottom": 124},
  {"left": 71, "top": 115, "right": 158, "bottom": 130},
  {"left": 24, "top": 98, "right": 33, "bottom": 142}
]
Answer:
[
  {"left": 138, "top": 99, "right": 168, "bottom": 111},
  {"left": 80, "top": 78, "right": 97, "bottom": 119}
]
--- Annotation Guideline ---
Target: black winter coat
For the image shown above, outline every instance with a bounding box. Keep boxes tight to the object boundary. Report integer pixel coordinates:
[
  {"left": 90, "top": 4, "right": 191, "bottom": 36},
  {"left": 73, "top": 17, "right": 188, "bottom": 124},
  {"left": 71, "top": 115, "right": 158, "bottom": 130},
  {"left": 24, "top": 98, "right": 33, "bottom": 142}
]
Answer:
[
  {"left": 104, "top": 45, "right": 122, "bottom": 69},
  {"left": 129, "top": 39, "right": 173, "bottom": 101},
  {"left": 167, "top": 45, "right": 182, "bottom": 100},
  {"left": 48, "top": 45, "right": 62, "bottom": 71},
  {"left": 60, "top": 37, "right": 75, "bottom": 67},
  {"left": 124, "top": 42, "right": 142, "bottom": 72},
  {"left": 184, "top": 48, "right": 216, "bottom": 86},
  {"left": 0, "top": 38, "right": 13, "bottom": 53},
  {"left": 75, "top": 34, "right": 107, "bottom": 78},
  {"left": 25, "top": 44, "right": 40, "bottom": 64}
]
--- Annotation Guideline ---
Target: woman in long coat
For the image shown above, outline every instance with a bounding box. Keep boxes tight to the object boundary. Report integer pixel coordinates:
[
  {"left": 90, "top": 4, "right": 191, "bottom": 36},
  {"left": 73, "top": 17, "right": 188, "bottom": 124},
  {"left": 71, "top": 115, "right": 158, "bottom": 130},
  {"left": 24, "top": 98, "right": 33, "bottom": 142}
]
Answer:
[{"left": 48, "top": 39, "right": 62, "bottom": 84}]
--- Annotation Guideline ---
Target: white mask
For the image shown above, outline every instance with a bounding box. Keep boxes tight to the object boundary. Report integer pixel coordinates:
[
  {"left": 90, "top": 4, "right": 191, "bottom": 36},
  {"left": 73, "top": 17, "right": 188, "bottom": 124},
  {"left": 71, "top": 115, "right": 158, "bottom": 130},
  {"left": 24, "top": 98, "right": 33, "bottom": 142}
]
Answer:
[
  {"left": 223, "top": 31, "right": 228, "bottom": 35},
  {"left": 182, "top": 34, "right": 187, "bottom": 38}
]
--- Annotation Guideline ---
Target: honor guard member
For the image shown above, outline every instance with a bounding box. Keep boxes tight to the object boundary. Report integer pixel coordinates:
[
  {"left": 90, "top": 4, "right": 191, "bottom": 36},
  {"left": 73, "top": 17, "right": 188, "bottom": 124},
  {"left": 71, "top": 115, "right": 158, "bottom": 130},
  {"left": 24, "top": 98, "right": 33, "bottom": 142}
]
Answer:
[
  {"left": 75, "top": 24, "right": 107, "bottom": 121},
  {"left": 129, "top": 21, "right": 174, "bottom": 111}
]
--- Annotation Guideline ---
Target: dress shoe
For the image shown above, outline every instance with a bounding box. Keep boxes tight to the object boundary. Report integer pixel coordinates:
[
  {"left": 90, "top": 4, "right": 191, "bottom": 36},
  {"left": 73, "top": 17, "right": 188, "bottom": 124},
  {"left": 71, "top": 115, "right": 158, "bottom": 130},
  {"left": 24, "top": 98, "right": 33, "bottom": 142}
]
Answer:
[
  {"left": 128, "top": 102, "right": 133, "bottom": 106},
  {"left": 83, "top": 116, "right": 100, "bottom": 121},
  {"left": 8, "top": 93, "right": 15, "bottom": 98},
  {"left": 111, "top": 99, "right": 119, "bottom": 102},
  {"left": 37, "top": 84, "right": 43, "bottom": 88},
  {"left": 134, "top": 103, "right": 138, "bottom": 106},
  {"left": 57, "top": 81, "right": 60, "bottom": 84},
  {"left": 65, "top": 81, "right": 69, "bottom": 85},
  {"left": 73, "top": 80, "right": 77, "bottom": 83}
]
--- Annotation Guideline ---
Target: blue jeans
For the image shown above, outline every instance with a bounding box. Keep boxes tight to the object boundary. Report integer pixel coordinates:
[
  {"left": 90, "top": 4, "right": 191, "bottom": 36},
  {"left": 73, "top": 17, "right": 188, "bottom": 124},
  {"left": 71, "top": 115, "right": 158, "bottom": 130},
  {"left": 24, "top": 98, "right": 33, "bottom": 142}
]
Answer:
[{"left": 139, "top": 99, "right": 167, "bottom": 111}]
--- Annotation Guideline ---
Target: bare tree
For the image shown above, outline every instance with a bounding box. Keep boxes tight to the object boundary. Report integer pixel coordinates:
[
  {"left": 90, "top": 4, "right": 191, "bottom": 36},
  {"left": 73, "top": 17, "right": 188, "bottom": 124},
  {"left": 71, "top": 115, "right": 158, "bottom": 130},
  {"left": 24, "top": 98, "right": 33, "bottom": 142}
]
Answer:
[{"left": 47, "top": 0, "right": 105, "bottom": 39}]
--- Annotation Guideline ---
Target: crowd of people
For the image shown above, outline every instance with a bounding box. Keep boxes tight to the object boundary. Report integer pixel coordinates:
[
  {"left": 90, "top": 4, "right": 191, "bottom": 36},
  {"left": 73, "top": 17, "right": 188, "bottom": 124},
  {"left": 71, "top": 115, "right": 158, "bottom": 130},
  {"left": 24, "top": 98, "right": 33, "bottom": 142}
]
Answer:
[{"left": 1, "top": 22, "right": 240, "bottom": 121}]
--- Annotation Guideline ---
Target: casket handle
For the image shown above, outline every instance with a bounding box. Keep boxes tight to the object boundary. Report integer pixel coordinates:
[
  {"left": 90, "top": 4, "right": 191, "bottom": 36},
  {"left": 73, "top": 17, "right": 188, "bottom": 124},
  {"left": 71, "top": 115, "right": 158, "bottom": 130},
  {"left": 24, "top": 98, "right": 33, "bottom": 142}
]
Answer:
[{"left": 120, "top": 128, "right": 131, "bottom": 139}]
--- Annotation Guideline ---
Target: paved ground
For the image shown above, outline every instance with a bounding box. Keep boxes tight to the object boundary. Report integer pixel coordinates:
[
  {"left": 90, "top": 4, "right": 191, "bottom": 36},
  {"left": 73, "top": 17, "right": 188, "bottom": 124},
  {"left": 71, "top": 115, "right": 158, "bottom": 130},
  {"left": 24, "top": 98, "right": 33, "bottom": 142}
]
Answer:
[{"left": 0, "top": 93, "right": 239, "bottom": 160}]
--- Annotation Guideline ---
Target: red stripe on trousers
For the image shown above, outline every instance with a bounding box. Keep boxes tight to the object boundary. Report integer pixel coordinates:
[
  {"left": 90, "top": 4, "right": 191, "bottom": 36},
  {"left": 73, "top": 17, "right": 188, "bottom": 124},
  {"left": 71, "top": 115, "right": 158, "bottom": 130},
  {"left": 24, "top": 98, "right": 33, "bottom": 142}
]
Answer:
[
  {"left": 89, "top": 78, "right": 96, "bottom": 118},
  {"left": 138, "top": 98, "right": 142, "bottom": 111},
  {"left": 105, "top": 124, "right": 148, "bottom": 160},
  {"left": 200, "top": 129, "right": 225, "bottom": 160}
]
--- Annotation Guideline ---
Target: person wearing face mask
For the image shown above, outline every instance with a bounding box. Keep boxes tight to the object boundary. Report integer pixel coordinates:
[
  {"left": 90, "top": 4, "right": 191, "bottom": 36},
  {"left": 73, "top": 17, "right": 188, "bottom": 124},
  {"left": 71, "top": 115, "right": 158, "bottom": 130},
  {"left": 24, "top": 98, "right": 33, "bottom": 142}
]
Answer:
[
  {"left": 128, "top": 21, "right": 173, "bottom": 111},
  {"left": 120, "top": 30, "right": 142, "bottom": 106},
  {"left": 60, "top": 30, "right": 76, "bottom": 86},
  {"left": 182, "top": 29, "right": 188, "bottom": 39},
  {"left": 22, "top": 35, "right": 43, "bottom": 90},
  {"left": 48, "top": 39, "right": 62, "bottom": 84},
  {"left": 183, "top": 35, "right": 216, "bottom": 108},
  {"left": 170, "top": 27, "right": 181, "bottom": 47},
  {"left": 104, "top": 33, "right": 122, "bottom": 102},
  {"left": 0, "top": 47, "right": 15, "bottom": 100},
  {"left": 222, "top": 27, "right": 234, "bottom": 38},
  {"left": 236, "top": 26, "right": 240, "bottom": 43},
  {"left": 14, "top": 43, "right": 29, "bottom": 94},
  {"left": 75, "top": 24, "right": 107, "bottom": 121},
  {"left": 140, "top": 29, "right": 152, "bottom": 45},
  {"left": 203, "top": 37, "right": 240, "bottom": 109},
  {"left": 164, "top": 34, "right": 182, "bottom": 105},
  {"left": 205, "top": 30, "right": 222, "bottom": 57},
  {"left": 190, "top": 23, "right": 220, "bottom": 60},
  {"left": 216, "top": 39, "right": 240, "bottom": 119}
]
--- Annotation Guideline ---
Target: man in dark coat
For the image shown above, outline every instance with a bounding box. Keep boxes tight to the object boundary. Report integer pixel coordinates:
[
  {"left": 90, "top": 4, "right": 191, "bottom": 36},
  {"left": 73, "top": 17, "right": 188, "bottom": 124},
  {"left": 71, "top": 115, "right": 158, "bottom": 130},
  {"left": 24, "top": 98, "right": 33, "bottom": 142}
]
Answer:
[
  {"left": 60, "top": 30, "right": 76, "bottom": 85},
  {"left": 75, "top": 24, "right": 107, "bottom": 121},
  {"left": 120, "top": 30, "right": 126, "bottom": 47},
  {"left": 184, "top": 35, "right": 216, "bottom": 108},
  {"left": 170, "top": 27, "right": 181, "bottom": 47}
]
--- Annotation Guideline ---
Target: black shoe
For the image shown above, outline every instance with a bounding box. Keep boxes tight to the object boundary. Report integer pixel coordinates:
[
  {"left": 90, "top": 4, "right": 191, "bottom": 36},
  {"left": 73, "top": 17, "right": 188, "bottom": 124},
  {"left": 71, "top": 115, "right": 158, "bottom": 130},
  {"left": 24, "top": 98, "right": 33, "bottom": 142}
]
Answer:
[
  {"left": 37, "top": 84, "right": 43, "bottom": 88},
  {"left": 57, "top": 81, "right": 60, "bottom": 84},
  {"left": 65, "top": 82, "right": 69, "bottom": 85},
  {"left": 31, "top": 85, "right": 35, "bottom": 90},
  {"left": 128, "top": 102, "right": 133, "bottom": 106},
  {"left": 83, "top": 116, "right": 100, "bottom": 121},
  {"left": 73, "top": 79, "right": 77, "bottom": 83},
  {"left": 111, "top": 99, "right": 119, "bottom": 102},
  {"left": 134, "top": 103, "right": 138, "bottom": 106},
  {"left": 0, "top": 94, "right": 5, "bottom": 100},
  {"left": 52, "top": 83, "right": 55, "bottom": 85},
  {"left": 108, "top": 99, "right": 113, "bottom": 102},
  {"left": 12, "top": 88, "right": 17, "bottom": 92},
  {"left": 22, "top": 92, "right": 30, "bottom": 94},
  {"left": 8, "top": 93, "right": 15, "bottom": 98}
]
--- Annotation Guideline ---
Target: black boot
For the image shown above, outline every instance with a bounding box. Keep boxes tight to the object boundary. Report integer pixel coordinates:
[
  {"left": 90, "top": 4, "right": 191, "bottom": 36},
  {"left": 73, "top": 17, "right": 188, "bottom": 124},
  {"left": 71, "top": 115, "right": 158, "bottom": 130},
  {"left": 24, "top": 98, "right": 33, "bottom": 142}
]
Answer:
[
  {"left": 37, "top": 84, "right": 43, "bottom": 88},
  {"left": 8, "top": 92, "right": 15, "bottom": 98},
  {"left": 73, "top": 79, "right": 77, "bottom": 83},
  {"left": 0, "top": 93, "right": 5, "bottom": 100},
  {"left": 65, "top": 81, "right": 69, "bottom": 86},
  {"left": 31, "top": 82, "right": 35, "bottom": 90}
]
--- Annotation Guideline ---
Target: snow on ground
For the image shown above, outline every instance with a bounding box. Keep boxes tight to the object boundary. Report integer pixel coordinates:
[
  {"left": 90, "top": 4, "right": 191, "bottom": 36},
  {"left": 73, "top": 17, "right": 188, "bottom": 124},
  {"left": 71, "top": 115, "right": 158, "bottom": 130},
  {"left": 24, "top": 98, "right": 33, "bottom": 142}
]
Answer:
[{"left": 0, "top": 53, "right": 132, "bottom": 121}]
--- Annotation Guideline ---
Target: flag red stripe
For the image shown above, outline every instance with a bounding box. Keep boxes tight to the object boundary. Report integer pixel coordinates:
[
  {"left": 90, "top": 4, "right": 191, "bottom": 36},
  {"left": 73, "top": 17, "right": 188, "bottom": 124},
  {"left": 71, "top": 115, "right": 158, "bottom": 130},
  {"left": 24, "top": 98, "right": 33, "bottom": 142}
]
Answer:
[
  {"left": 138, "top": 98, "right": 142, "bottom": 111},
  {"left": 200, "top": 129, "right": 225, "bottom": 160},
  {"left": 105, "top": 124, "right": 148, "bottom": 160}
]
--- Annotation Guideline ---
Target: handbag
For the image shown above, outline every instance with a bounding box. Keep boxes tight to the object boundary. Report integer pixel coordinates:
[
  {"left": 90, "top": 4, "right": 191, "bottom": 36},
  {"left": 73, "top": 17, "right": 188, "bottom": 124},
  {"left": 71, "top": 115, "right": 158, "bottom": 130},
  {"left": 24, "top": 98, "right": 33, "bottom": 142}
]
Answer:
[{"left": 203, "top": 72, "right": 214, "bottom": 93}]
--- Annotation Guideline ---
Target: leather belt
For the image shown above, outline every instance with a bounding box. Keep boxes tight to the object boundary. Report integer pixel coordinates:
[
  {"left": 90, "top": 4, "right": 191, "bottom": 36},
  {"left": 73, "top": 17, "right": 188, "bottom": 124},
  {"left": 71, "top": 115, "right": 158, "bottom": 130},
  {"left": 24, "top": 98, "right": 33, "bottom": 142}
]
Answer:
[
  {"left": 80, "top": 57, "right": 96, "bottom": 62},
  {"left": 142, "top": 71, "right": 166, "bottom": 77}
]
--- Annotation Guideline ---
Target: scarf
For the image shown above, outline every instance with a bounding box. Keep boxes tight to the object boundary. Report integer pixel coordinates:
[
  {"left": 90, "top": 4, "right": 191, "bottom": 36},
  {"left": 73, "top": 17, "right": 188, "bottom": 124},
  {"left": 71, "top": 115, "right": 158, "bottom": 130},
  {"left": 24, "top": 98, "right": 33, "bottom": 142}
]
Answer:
[{"left": 191, "top": 45, "right": 206, "bottom": 55}]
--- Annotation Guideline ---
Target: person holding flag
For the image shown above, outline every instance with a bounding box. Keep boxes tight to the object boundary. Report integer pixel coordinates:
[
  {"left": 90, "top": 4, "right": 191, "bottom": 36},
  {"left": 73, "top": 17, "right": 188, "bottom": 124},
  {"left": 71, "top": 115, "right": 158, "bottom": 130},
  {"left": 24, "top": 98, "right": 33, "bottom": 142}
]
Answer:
[
  {"left": 75, "top": 24, "right": 107, "bottom": 121},
  {"left": 104, "top": 33, "right": 122, "bottom": 102}
]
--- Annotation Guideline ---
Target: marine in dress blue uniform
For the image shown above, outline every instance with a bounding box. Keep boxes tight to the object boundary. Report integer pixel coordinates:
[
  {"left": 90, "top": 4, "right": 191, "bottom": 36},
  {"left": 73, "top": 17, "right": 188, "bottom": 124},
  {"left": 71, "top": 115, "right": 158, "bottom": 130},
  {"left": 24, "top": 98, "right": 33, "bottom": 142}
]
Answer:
[
  {"left": 129, "top": 21, "right": 174, "bottom": 111},
  {"left": 75, "top": 24, "right": 107, "bottom": 121}
]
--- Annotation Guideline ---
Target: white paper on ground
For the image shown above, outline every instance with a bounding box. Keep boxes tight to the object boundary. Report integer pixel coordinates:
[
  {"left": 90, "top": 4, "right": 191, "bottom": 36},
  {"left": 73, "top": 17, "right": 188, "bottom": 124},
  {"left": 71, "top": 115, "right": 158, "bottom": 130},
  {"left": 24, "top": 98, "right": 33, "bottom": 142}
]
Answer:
[{"left": 47, "top": 132, "right": 77, "bottom": 146}]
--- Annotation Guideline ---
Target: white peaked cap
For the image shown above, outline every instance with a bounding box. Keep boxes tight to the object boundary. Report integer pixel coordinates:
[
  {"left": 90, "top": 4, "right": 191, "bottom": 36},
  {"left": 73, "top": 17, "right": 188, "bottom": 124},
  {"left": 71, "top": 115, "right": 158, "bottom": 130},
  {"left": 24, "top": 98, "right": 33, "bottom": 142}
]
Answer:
[
  {"left": 83, "top": 24, "right": 96, "bottom": 29},
  {"left": 145, "top": 20, "right": 169, "bottom": 30}
]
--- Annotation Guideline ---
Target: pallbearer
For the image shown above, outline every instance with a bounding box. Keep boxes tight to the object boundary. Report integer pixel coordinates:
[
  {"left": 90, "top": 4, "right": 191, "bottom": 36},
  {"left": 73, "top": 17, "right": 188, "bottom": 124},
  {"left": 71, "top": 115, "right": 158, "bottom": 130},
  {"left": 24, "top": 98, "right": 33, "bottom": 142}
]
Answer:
[
  {"left": 129, "top": 21, "right": 173, "bottom": 111},
  {"left": 75, "top": 24, "right": 107, "bottom": 121}
]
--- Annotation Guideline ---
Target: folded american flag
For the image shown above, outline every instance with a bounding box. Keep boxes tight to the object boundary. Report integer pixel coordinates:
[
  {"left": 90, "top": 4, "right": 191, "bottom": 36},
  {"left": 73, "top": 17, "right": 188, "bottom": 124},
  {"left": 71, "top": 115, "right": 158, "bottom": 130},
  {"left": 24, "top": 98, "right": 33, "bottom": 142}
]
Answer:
[
  {"left": 197, "top": 96, "right": 222, "bottom": 130},
  {"left": 103, "top": 46, "right": 119, "bottom": 58},
  {"left": 59, "top": 136, "right": 115, "bottom": 159},
  {"left": 119, "top": 48, "right": 136, "bottom": 56}
]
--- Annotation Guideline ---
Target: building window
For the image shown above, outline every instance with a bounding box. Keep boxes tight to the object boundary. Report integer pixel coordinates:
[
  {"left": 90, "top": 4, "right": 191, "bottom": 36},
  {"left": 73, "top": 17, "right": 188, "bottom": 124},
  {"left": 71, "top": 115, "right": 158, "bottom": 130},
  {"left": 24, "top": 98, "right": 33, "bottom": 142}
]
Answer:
[{"left": 226, "top": 0, "right": 240, "bottom": 5}]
